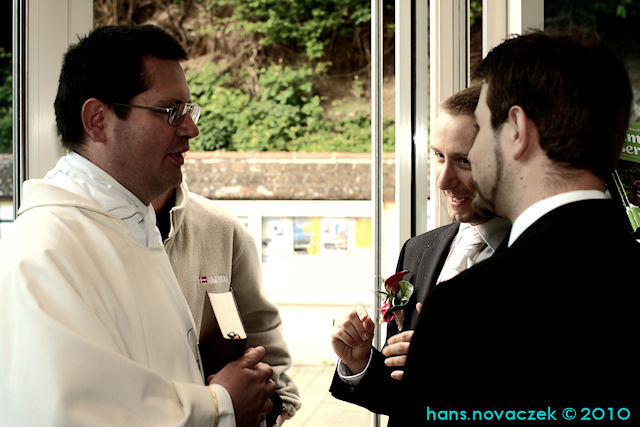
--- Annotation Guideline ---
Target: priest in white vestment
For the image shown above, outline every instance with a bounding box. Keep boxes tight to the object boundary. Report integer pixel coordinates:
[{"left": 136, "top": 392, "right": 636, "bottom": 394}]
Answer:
[{"left": 0, "top": 25, "right": 275, "bottom": 427}]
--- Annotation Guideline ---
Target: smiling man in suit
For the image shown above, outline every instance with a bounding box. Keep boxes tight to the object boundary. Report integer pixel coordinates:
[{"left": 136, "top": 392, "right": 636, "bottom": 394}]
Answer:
[
  {"left": 389, "top": 85, "right": 510, "bottom": 335},
  {"left": 328, "top": 86, "right": 509, "bottom": 422}
]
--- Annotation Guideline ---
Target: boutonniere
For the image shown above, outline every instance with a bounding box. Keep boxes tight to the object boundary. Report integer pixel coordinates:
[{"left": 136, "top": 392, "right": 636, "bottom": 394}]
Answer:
[{"left": 377, "top": 270, "right": 414, "bottom": 331}]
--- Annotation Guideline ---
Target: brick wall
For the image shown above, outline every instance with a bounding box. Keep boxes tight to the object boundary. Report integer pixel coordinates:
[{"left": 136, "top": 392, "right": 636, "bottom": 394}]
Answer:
[{"left": 0, "top": 152, "right": 396, "bottom": 201}]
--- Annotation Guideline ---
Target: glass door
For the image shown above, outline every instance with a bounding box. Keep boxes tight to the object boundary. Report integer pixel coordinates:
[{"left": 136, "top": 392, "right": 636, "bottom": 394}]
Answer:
[{"left": 2, "top": 1, "right": 16, "bottom": 238}]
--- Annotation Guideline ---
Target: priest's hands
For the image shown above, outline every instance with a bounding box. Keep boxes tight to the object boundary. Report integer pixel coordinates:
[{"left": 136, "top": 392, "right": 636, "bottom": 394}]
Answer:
[
  {"left": 209, "top": 346, "right": 276, "bottom": 427},
  {"left": 331, "top": 304, "right": 375, "bottom": 375},
  {"left": 382, "top": 302, "right": 422, "bottom": 380},
  {"left": 275, "top": 411, "right": 290, "bottom": 426}
]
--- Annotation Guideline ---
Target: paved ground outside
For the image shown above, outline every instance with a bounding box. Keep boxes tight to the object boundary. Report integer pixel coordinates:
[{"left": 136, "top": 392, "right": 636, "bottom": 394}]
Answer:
[{"left": 285, "top": 364, "right": 389, "bottom": 427}]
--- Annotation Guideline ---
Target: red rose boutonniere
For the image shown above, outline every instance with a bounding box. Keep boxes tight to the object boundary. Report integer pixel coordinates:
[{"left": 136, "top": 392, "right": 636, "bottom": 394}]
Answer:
[{"left": 377, "top": 270, "right": 414, "bottom": 331}]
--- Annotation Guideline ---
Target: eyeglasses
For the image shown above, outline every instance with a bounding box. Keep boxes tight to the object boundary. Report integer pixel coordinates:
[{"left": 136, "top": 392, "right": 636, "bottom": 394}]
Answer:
[{"left": 113, "top": 102, "right": 201, "bottom": 127}]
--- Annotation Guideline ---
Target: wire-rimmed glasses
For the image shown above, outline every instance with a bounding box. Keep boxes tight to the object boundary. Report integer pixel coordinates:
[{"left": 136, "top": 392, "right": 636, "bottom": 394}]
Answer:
[{"left": 113, "top": 102, "right": 201, "bottom": 127}]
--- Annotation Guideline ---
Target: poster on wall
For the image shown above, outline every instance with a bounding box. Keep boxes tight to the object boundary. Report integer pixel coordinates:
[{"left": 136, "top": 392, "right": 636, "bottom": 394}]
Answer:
[
  {"left": 321, "top": 219, "right": 350, "bottom": 252},
  {"left": 611, "top": 122, "right": 640, "bottom": 234},
  {"left": 261, "top": 217, "right": 293, "bottom": 258},
  {"left": 293, "top": 217, "right": 318, "bottom": 255},
  {"left": 262, "top": 216, "right": 371, "bottom": 258}
]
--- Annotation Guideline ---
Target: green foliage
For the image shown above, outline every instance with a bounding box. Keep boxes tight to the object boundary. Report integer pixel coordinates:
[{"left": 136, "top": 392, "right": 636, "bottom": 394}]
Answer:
[
  {"left": 187, "top": 63, "right": 395, "bottom": 152},
  {"left": 188, "top": 63, "right": 250, "bottom": 151},
  {"left": 209, "top": 0, "right": 370, "bottom": 60},
  {"left": 93, "top": 0, "right": 395, "bottom": 153},
  {"left": 290, "top": 95, "right": 395, "bottom": 153},
  {"left": 0, "top": 48, "right": 11, "bottom": 154},
  {"left": 547, "top": 0, "right": 640, "bottom": 25},
  {"left": 231, "top": 62, "right": 326, "bottom": 151},
  {"left": 545, "top": 0, "right": 640, "bottom": 59},
  {"left": 593, "top": 0, "right": 637, "bottom": 19},
  {"left": 469, "top": 0, "right": 482, "bottom": 27}
]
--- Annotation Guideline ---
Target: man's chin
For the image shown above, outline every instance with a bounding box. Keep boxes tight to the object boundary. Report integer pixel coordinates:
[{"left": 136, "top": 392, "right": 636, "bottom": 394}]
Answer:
[
  {"left": 451, "top": 210, "right": 488, "bottom": 225},
  {"left": 471, "top": 194, "right": 497, "bottom": 219}
]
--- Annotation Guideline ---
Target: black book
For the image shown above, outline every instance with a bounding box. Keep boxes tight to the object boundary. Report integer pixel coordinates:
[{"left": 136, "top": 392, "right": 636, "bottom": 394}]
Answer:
[
  {"left": 608, "top": 122, "right": 640, "bottom": 235},
  {"left": 198, "top": 289, "right": 247, "bottom": 379}
]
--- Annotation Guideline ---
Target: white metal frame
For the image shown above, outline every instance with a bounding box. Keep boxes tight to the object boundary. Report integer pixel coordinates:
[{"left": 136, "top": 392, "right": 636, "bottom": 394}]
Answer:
[
  {"left": 483, "top": 0, "right": 544, "bottom": 57},
  {"left": 395, "top": 0, "right": 412, "bottom": 248},
  {"left": 413, "top": 0, "right": 430, "bottom": 236},
  {"left": 428, "top": 0, "right": 469, "bottom": 230},
  {"left": 13, "top": 0, "right": 92, "bottom": 211},
  {"left": 395, "top": 0, "right": 430, "bottom": 241},
  {"left": 27, "top": 1, "right": 92, "bottom": 180},
  {"left": 371, "top": 1, "right": 387, "bottom": 425}
]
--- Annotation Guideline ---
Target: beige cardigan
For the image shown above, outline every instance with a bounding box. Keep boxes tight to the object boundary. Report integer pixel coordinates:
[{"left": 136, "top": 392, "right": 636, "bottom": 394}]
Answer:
[{"left": 163, "top": 182, "right": 301, "bottom": 417}]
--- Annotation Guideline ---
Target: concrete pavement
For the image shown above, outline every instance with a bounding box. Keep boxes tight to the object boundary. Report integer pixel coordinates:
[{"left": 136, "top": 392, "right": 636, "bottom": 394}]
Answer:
[{"left": 285, "top": 363, "right": 389, "bottom": 427}]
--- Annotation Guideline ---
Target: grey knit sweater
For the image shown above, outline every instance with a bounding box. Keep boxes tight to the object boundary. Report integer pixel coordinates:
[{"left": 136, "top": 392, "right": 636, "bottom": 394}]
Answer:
[{"left": 162, "top": 182, "right": 301, "bottom": 417}]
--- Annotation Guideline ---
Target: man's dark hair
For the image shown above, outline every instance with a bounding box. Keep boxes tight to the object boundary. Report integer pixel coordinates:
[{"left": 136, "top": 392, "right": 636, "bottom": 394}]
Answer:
[
  {"left": 441, "top": 85, "right": 481, "bottom": 117},
  {"left": 54, "top": 25, "right": 187, "bottom": 150},
  {"left": 473, "top": 28, "right": 632, "bottom": 179}
]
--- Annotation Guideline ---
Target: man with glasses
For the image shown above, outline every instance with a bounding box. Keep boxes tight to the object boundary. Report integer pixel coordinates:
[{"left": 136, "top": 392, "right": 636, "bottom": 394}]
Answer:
[{"left": 0, "top": 25, "right": 274, "bottom": 426}]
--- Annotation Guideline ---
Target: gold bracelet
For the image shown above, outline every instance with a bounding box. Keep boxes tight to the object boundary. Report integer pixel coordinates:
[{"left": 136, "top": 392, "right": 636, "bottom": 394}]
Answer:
[{"left": 207, "top": 385, "right": 219, "bottom": 427}]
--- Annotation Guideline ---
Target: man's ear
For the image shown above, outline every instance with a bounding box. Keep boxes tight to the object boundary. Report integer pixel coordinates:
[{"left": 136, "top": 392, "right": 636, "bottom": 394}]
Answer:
[
  {"left": 81, "top": 98, "right": 108, "bottom": 143},
  {"left": 507, "top": 105, "right": 538, "bottom": 161}
]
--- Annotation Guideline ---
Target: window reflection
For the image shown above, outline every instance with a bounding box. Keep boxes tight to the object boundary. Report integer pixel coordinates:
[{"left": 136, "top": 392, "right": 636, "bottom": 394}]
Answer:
[{"left": 544, "top": 1, "right": 640, "bottom": 122}]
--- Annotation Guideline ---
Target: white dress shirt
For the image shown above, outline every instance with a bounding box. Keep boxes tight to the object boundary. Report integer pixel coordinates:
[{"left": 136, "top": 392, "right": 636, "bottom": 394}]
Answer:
[
  {"left": 338, "top": 216, "right": 510, "bottom": 386},
  {"left": 508, "top": 190, "right": 607, "bottom": 246},
  {"left": 437, "top": 217, "right": 510, "bottom": 284}
]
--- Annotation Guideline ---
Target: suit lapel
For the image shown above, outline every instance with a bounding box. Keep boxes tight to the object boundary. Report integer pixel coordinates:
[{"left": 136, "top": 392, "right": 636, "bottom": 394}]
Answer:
[
  {"left": 406, "top": 223, "right": 459, "bottom": 329},
  {"left": 415, "top": 223, "right": 459, "bottom": 303}
]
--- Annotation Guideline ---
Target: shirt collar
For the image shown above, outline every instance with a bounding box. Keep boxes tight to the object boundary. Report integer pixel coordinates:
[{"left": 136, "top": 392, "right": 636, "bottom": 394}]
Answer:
[
  {"left": 457, "top": 217, "right": 510, "bottom": 251},
  {"left": 474, "top": 217, "right": 511, "bottom": 250},
  {"left": 508, "top": 190, "right": 607, "bottom": 246},
  {"left": 43, "top": 152, "right": 163, "bottom": 248},
  {"left": 162, "top": 181, "right": 189, "bottom": 242}
]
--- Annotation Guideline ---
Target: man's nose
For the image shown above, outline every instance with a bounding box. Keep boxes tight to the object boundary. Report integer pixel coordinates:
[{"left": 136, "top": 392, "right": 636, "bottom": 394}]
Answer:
[
  {"left": 179, "top": 114, "right": 199, "bottom": 139},
  {"left": 437, "top": 161, "right": 457, "bottom": 190}
]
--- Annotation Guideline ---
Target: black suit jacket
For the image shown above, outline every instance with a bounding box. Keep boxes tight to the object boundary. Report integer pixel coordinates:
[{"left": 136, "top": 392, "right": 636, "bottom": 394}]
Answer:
[
  {"left": 329, "top": 223, "right": 459, "bottom": 424},
  {"left": 388, "top": 222, "right": 460, "bottom": 335},
  {"left": 332, "top": 200, "right": 638, "bottom": 425},
  {"left": 398, "top": 199, "right": 639, "bottom": 424}
]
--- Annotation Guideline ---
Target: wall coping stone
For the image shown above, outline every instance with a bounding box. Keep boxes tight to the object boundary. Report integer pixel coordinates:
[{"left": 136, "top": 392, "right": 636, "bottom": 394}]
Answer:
[{"left": 0, "top": 152, "right": 397, "bottom": 201}]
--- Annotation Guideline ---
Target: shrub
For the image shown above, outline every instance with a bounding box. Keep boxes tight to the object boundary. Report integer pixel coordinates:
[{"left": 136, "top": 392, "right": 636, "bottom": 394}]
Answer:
[
  {"left": 187, "top": 60, "right": 395, "bottom": 153},
  {"left": 210, "top": 0, "right": 371, "bottom": 61},
  {"left": 0, "top": 48, "right": 11, "bottom": 154},
  {"left": 188, "top": 63, "right": 250, "bottom": 151},
  {"left": 231, "top": 62, "right": 327, "bottom": 151}
]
